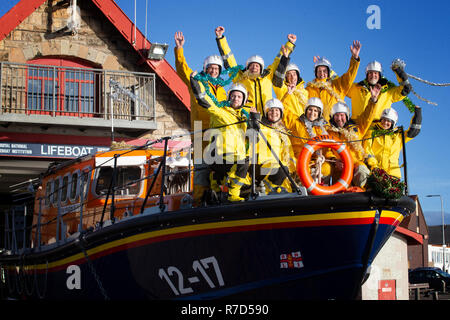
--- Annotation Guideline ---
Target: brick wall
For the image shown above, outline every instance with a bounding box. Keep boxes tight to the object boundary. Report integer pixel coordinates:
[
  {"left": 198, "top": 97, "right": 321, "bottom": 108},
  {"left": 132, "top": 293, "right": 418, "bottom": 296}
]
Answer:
[{"left": 0, "top": 0, "right": 190, "bottom": 141}]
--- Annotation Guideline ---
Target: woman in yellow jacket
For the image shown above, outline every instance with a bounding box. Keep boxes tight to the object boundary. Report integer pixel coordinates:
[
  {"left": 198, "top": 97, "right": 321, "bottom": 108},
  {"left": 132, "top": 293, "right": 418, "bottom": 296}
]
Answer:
[
  {"left": 363, "top": 106, "right": 422, "bottom": 178},
  {"left": 305, "top": 40, "right": 361, "bottom": 120},
  {"left": 214, "top": 26, "right": 296, "bottom": 116},
  {"left": 347, "top": 59, "right": 412, "bottom": 122},
  {"left": 283, "top": 97, "right": 328, "bottom": 159},
  {"left": 174, "top": 31, "right": 228, "bottom": 205},
  {"left": 250, "top": 98, "right": 296, "bottom": 194},
  {"left": 190, "top": 72, "right": 251, "bottom": 202}
]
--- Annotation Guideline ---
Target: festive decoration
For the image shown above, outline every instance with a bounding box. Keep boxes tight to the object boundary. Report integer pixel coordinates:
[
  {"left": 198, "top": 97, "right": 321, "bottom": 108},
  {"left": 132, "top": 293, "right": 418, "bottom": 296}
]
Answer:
[
  {"left": 193, "top": 65, "right": 244, "bottom": 108},
  {"left": 367, "top": 167, "right": 405, "bottom": 199},
  {"left": 391, "top": 58, "right": 440, "bottom": 106},
  {"left": 306, "top": 80, "right": 344, "bottom": 103},
  {"left": 406, "top": 73, "right": 450, "bottom": 87},
  {"left": 371, "top": 126, "right": 395, "bottom": 139},
  {"left": 327, "top": 125, "right": 368, "bottom": 160}
]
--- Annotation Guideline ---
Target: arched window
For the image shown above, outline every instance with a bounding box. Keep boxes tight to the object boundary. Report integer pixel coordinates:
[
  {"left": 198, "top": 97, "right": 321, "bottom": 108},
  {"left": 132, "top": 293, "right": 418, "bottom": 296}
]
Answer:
[{"left": 26, "top": 57, "right": 100, "bottom": 117}]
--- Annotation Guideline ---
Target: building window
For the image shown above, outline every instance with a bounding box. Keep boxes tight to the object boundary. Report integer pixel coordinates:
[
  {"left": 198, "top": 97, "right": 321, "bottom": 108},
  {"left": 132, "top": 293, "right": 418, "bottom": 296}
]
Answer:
[{"left": 26, "top": 58, "right": 99, "bottom": 117}]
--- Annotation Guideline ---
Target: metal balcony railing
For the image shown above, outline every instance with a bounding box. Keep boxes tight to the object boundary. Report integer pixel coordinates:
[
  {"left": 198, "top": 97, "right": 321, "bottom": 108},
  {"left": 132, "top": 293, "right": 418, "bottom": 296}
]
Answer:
[{"left": 0, "top": 61, "right": 156, "bottom": 130}]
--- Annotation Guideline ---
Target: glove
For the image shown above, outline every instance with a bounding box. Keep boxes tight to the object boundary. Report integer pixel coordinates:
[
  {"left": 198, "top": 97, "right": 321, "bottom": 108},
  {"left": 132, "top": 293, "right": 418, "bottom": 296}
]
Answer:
[{"left": 391, "top": 58, "right": 406, "bottom": 71}]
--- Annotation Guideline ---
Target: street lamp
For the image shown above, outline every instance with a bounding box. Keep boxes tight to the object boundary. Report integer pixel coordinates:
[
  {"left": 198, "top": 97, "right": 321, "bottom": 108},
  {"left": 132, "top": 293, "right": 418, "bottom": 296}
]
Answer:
[{"left": 427, "top": 194, "right": 446, "bottom": 272}]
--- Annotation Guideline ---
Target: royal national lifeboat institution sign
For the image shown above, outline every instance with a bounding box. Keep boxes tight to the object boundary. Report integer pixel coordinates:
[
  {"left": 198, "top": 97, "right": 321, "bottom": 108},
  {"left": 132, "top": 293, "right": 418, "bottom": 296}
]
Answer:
[{"left": 0, "top": 142, "right": 109, "bottom": 159}]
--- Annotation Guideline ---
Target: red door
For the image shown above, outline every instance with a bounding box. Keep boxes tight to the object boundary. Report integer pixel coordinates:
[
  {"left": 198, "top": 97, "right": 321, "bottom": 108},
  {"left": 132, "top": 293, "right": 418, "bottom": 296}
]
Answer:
[{"left": 378, "top": 279, "right": 396, "bottom": 300}]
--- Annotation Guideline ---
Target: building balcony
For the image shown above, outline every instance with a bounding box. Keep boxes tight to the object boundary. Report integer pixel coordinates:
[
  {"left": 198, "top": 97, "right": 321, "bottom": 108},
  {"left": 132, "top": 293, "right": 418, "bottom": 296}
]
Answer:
[{"left": 0, "top": 61, "right": 157, "bottom": 132}]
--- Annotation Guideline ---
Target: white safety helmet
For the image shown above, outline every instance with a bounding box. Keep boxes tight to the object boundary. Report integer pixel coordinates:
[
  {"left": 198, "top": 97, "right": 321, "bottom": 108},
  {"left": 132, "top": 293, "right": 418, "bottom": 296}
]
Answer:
[
  {"left": 305, "top": 97, "right": 324, "bottom": 116},
  {"left": 264, "top": 98, "right": 284, "bottom": 116},
  {"left": 227, "top": 83, "right": 248, "bottom": 106},
  {"left": 286, "top": 63, "right": 301, "bottom": 78},
  {"left": 380, "top": 108, "right": 398, "bottom": 127},
  {"left": 203, "top": 55, "right": 224, "bottom": 74},
  {"left": 245, "top": 55, "right": 265, "bottom": 72},
  {"left": 365, "top": 60, "right": 383, "bottom": 77},
  {"left": 330, "top": 102, "right": 350, "bottom": 119},
  {"left": 314, "top": 57, "right": 332, "bottom": 76},
  {"left": 285, "top": 63, "right": 302, "bottom": 85}
]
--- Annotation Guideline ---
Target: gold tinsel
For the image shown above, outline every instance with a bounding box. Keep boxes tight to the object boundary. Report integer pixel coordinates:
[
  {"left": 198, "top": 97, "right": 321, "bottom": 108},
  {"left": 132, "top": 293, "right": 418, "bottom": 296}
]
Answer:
[{"left": 306, "top": 80, "right": 344, "bottom": 103}]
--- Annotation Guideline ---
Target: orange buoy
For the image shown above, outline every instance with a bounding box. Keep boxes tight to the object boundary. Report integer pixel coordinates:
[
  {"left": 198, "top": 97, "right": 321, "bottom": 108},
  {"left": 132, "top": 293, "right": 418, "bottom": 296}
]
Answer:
[{"left": 297, "top": 135, "right": 353, "bottom": 195}]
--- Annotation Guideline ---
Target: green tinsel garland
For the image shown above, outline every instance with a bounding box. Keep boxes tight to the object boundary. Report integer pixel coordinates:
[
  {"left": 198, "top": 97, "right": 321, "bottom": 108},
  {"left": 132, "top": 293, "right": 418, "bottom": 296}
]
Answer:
[
  {"left": 367, "top": 167, "right": 405, "bottom": 199},
  {"left": 383, "top": 79, "right": 416, "bottom": 113},
  {"left": 193, "top": 65, "right": 244, "bottom": 108},
  {"left": 371, "top": 127, "right": 395, "bottom": 139}
]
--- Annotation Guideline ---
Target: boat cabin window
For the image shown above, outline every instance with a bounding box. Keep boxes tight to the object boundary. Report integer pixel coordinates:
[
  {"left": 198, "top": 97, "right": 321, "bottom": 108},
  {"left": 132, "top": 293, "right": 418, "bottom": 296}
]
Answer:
[
  {"left": 80, "top": 167, "right": 91, "bottom": 200},
  {"left": 69, "top": 170, "right": 80, "bottom": 201},
  {"left": 95, "top": 166, "right": 142, "bottom": 196},
  {"left": 61, "top": 174, "right": 69, "bottom": 203},
  {"left": 45, "top": 180, "right": 53, "bottom": 206},
  {"left": 52, "top": 176, "right": 61, "bottom": 206}
]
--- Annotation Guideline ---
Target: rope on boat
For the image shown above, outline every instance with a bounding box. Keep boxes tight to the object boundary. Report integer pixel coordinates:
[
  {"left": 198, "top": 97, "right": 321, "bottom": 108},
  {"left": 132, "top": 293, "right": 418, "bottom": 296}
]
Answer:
[
  {"left": 79, "top": 238, "right": 110, "bottom": 300},
  {"left": 24, "top": 264, "right": 35, "bottom": 296},
  {"left": 34, "top": 260, "right": 48, "bottom": 299}
]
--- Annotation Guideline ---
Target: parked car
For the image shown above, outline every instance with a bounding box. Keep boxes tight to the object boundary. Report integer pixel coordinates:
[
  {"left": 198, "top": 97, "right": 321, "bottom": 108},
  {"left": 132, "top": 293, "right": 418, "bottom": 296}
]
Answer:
[{"left": 409, "top": 267, "right": 450, "bottom": 291}]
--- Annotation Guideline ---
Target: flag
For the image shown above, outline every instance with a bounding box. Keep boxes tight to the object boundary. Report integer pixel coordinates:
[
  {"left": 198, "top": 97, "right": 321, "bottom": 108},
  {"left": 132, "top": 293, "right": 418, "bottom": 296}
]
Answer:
[{"left": 280, "top": 251, "right": 304, "bottom": 269}]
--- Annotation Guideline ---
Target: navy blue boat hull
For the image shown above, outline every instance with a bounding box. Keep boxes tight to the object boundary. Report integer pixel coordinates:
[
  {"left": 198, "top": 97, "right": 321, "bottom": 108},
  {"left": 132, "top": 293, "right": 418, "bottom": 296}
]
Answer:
[{"left": 1, "top": 193, "right": 414, "bottom": 300}]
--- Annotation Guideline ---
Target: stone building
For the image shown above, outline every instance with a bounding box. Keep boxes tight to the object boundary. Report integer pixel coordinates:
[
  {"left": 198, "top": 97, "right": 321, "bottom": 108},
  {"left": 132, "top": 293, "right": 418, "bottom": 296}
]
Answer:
[{"left": 0, "top": 0, "right": 191, "bottom": 204}]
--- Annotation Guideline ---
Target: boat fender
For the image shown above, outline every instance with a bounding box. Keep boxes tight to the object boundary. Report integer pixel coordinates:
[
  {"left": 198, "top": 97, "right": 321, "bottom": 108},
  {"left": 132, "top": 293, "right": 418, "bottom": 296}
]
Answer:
[{"left": 297, "top": 135, "right": 353, "bottom": 195}]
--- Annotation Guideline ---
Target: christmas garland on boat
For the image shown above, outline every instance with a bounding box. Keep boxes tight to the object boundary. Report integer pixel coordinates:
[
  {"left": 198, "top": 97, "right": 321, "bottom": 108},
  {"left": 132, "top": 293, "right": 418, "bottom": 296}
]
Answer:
[{"left": 367, "top": 167, "right": 405, "bottom": 199}]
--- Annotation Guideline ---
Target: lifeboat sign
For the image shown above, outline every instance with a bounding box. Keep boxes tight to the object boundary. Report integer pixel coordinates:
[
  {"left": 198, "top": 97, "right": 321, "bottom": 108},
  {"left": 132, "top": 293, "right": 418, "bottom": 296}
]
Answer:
[{"left": 0, "top": 142, "right": 109, "bottom": 158}]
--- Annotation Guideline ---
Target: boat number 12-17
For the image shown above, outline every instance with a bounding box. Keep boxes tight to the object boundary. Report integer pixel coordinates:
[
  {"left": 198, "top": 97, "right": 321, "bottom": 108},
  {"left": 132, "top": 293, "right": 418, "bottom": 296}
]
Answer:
[{"left": 158, "top": 256, "right": 225, "bottom": 296}]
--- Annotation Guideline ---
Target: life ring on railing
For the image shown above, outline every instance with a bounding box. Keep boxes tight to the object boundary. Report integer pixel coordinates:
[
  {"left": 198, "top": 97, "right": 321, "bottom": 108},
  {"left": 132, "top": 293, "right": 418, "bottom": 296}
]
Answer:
[{"left": 297, "top": 135, "right": 353, "bottom": 195}]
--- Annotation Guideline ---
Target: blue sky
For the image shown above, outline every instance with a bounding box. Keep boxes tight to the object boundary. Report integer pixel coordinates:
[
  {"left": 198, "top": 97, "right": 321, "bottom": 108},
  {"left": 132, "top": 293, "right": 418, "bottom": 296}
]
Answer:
[{"left": 1, "top": 0, "right": 450, "bottom": 225}]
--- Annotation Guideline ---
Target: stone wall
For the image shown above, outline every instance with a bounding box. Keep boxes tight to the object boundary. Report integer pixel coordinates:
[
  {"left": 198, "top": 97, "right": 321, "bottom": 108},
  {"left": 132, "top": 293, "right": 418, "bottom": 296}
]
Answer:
[{"left": 0, "top": 0, "right": 190, "bottom": 140}]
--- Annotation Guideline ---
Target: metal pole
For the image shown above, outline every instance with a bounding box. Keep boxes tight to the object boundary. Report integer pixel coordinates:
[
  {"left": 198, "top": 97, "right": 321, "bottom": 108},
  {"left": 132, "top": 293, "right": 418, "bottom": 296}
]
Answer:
[
  {"left": 441, "top": 196, "right": 446, "bottom": 272},
  {"left": 400, "top": 126, "right": 409, "bottom": 195}
]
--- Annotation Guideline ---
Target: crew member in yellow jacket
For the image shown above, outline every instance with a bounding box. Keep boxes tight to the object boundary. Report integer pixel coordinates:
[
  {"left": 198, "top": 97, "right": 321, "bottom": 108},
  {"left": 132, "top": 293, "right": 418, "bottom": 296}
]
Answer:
[
  {"left": 305, "top": 40, "right": 361, "bottom": 120},
  {"left": 283, "top": 97, "right": 328, "bottom": 159},
  {"left": 250, "top": 98, "right": 296, "bottom": 194},
  {"left": 174, "top": 31, "right": 228, "bottom": 205},
  {"left": 363, "top": 106, "right": 422, "bottom": 178},
  {"left": 324, "top": 84, "right": 381, "bottom": 188},
  {"left": 273, "top": 62, "right": 309, "bottom": 120},
  {"left": 347, "top": 59, "right": 412, "bottom": 122},
  {"left": 190, "top": 72, "right": 251, "bottom": 202},
  {"left": 283, "top": 97, "right": 332, "bottom": 184},
  {"left": 214, "top": 26, "right": 296, "bottom": 116}
]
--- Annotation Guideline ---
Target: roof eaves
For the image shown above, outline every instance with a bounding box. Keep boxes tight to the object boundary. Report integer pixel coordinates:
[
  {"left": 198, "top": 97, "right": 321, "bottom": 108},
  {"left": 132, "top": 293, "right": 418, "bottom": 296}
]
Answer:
[{"left": 0, "top": 0, "right": 47, "bottom": 42}]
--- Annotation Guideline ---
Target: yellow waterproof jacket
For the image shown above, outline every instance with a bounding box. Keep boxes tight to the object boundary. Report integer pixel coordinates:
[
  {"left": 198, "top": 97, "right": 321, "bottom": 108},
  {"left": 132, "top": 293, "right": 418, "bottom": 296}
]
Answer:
[
  {"left": 251, "top": 119, "right": 296, "bottom": 172},
  {"left": 306, "top": 56, "right": 360, "bottom": 121},
  {"left": 174, "top": 47, "right": 227, "bottom": 132},
  {"left": 189, "top": 75, "right": 248, "bottom": 163},
  {"left": 283, "top": 108, "right": 328, "bottom": 159},
  {"left": 363, "top": 107, "right": 422, "bottom": 178},
  {"left": 347, "top": 77, "right": 407, "bottom": 122},
  {"left": 325, "top": 98, "right": 379, "bottom": 166},
  {"left": 276, "top": 81, "right": 309, "bottom": 121},
  {"left": 217, "top": 36, "right": 295, "bottom": 115}
]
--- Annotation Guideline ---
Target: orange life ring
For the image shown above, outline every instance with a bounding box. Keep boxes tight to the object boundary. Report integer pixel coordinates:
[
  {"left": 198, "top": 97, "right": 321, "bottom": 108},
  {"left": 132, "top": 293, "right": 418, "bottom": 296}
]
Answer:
[{"left": 297, "top": 135, "right": 354, "bottom": 195}]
